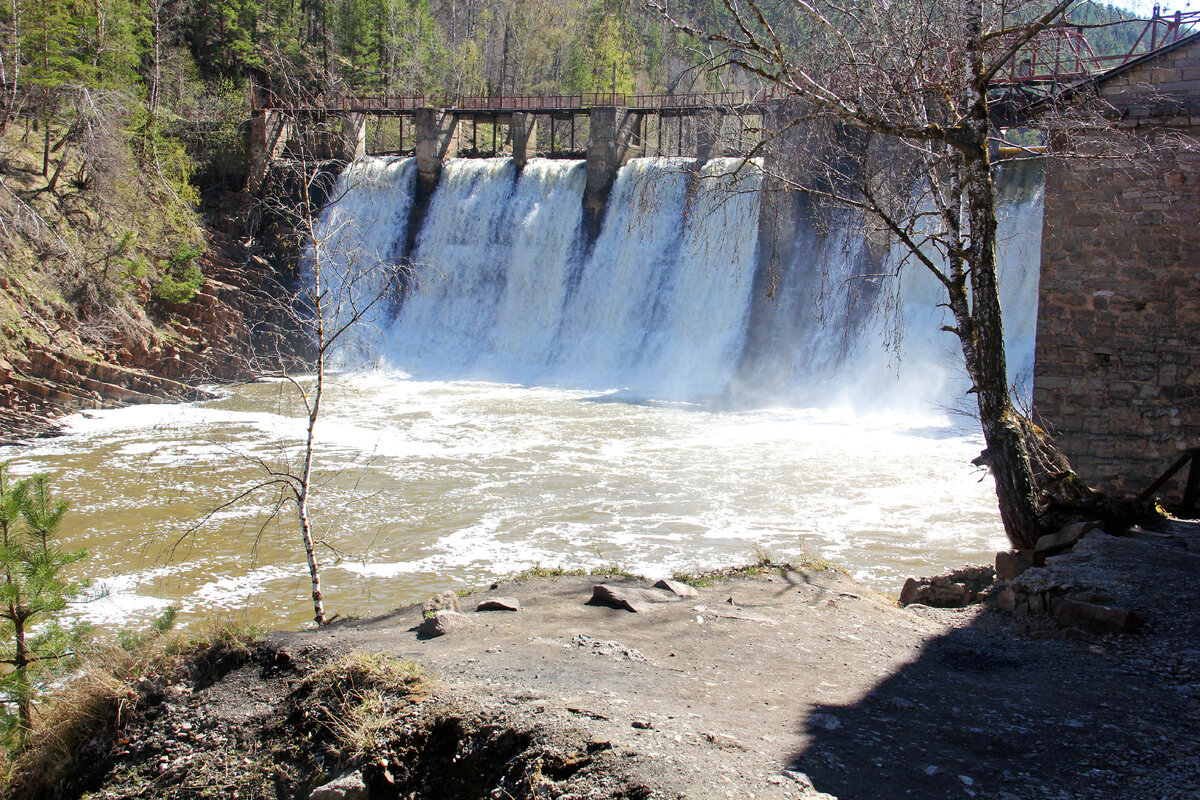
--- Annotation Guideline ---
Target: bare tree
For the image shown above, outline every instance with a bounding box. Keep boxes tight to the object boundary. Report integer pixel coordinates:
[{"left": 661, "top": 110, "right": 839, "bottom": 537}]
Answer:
[
  {"left": 647, "top": 0, "right": 1141, "bottom": 548},
  {"left": 190, "top": 118, "right": 410, "bottom": 626},
  {"left": 259, "top": 159, "right": 407, "bottom": 626}
]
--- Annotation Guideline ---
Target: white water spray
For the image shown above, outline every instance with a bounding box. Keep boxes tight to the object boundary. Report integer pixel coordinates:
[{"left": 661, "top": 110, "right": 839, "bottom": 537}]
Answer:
[{"left": 317, "top": 154, "right": 1043, "bottom": 413}]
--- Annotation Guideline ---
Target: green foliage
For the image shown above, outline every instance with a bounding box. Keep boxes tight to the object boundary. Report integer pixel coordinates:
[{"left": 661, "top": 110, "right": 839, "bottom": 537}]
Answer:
[
  {"left": 152, "top": 244, "right": 205, "bottom": 304},
  {"left": 1067, "top": 1, "right": 1152, "bottom": 58},
  {"left": 0, "top": 463, "right": 90, "bottom": 750}
]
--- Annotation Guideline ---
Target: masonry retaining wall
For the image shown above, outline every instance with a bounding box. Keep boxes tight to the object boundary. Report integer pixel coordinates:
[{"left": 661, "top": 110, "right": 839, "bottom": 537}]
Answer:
[{"left": 1034, "top": 37, "right": 1200, "bottom": 498}]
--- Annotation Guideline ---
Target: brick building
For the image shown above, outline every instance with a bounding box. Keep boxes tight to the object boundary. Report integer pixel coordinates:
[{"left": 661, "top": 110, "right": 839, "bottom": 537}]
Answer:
[{"left": 1034, "top": 33, "right": 1200, "bottom": 498}]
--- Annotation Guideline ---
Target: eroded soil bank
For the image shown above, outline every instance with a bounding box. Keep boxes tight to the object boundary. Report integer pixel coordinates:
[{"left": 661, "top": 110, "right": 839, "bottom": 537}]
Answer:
[{"left": 24, "top": 522, "right": 1200, "bottom": 800}]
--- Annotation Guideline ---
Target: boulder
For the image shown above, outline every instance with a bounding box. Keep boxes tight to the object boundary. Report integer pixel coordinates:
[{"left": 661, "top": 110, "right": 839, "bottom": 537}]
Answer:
[
  {"left": 652, "top": 578, "right": 698, "bottom": 598},
  {"left": 589, "top": 584, "right": 678, "bottom": 613},
  {"left": 1053, "top": 598, "right": 1144, "bottom": 635},
  {"left": 1034, "top": 520, "right": 1102, "bottom": 556},
  {"left": 308, "top": 771, "right": 367, "bottom": 800},
  {"left": 475, "top": 596, "right": 521, "bottom": 612},
  {"left": 898, "top": 578, "right": 923, "bottom": 606},
  {"left": 421, "top": 590, "right": 461, "bottom": 617},
  {"left": 995, "top": 551, "right": 1030, "bottom": 581},
  {"left": 418, "top": 610, "right": 475, "bottom": 638}
]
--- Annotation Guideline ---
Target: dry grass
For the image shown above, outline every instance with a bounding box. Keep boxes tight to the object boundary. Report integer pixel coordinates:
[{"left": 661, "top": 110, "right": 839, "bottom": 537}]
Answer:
[
  {"left": 671, "top": 550, "right": 850, "bottom": 587},
  {"left": 298, "top": 651, "right": 433, "bottom": 761},
  {"left": 4, "top": 616, "right": 262, "bottom": 800}
]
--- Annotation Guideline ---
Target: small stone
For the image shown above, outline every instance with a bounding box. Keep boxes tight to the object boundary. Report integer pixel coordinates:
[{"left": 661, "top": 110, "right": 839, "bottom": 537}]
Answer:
[
  {"left": 959, "top": 775, "right": 974, "bottom": 786},
  {"left": 631, "top": 718, "right": 653, "bottom": 729},
  {"left": 995, "top": 551, "right": 1029, "bottom": 581},
  {"left": 808, "top": 713, "right": 841, "bottom": 731},
  {"left": 652, "top": 578, "right": 698, "bottom": 597},
  {"left": 421, "top": 590, "right": 460, "bottom": 617},
  {"left": 571, "top": 633, "right": 647, "bottom": 661},
  {"left": 1034, "top": 520, "right": 1101, "bottom": 555},
  {"left": 475, "top": 596, "right": 520, "bottom": 612},
  {"left": 417, "top": 610, "right": 475, "bottom": 638},
  {"left": 308, "top": 771, "right": 367, "bottom": 800},
  {"left": 898, "top": 578, "right": 923, "bottom": 606}
]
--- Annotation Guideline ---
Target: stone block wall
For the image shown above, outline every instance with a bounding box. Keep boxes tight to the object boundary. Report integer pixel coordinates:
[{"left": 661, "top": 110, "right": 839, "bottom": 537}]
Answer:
[{"left": 1034, "top": 36, "right": 1200, "bottom": 497}]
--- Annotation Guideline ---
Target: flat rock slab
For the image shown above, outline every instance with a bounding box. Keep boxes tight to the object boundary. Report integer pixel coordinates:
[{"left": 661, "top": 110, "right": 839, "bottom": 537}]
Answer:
[
  {"left": 589, "top": 583, "right": 679, "bottom": 612},
  {"left": 475, "top": 596, "right": 521, "bottom": 612},
  {"left": 653, "top": 578, "right": 698, "bottom": 597}
]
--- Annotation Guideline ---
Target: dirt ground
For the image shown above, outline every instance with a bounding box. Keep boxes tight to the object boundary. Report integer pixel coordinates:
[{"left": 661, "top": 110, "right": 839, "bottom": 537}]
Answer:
[{"left": 60, "top": 521, "right": 1200, "bottom": 800}]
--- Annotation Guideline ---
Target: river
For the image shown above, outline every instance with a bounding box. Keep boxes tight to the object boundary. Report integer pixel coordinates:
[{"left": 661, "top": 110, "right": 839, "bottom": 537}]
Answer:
[{"left": 0, "top": 154, "right": 1042, "bottom": 630}]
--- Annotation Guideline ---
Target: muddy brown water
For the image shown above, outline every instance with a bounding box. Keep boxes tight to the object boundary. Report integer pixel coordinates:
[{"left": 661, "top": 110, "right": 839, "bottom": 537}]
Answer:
[{"left": 1, "top": 375, "right": 1007, "bottom": 631}]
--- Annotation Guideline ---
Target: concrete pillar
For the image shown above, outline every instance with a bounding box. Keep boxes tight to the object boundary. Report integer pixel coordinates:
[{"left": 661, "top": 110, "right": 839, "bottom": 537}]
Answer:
[
  {"left": 415, "top": 107, "right": 460, "bottom": 193},
  {"left": 511, "top": 112, "right": 538, "bottom": 169},
  {"left": 404, "top": 108, "right": 460, "bottom": 259},
  {"left": 341, "top": 112, "right": 366, "bottom": 161},
  {"left": 695, "top": 111, "right": 720, "bottom": 163},
  {"left": 583, "top": 107, "right": 644, "bottom": 241},
  {"left": 247, "top": 109, "right": 292, "bottom": 193}
]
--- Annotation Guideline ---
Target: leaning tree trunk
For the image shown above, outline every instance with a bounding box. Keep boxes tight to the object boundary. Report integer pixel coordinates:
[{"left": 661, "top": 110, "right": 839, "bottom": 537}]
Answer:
[
  {"left": 959, "top": 87, "right": 1044, "bottom": 550},
  {"left": 945, "top": 20, "right": 1048, "bottom": 551},
  {"left": 951, "top": 144, "right": 1087, "bottom": 550}
]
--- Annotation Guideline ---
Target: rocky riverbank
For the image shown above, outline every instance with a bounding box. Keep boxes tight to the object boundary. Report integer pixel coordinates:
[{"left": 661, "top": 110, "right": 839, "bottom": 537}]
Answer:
[
  {"left": 12, "top": 519, "right": 1198, "bottom": 800},
  {"left": 0, "top": 220, "right": 272, "bottom": 446}
]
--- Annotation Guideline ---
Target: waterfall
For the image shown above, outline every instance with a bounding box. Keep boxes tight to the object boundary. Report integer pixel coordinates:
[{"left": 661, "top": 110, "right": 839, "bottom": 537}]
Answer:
[
  {"left": 551, "top": 158, "right": 761, "bottom": 398},
  {"left": 309, "top": 156, "right": 417, "bottom": 362},
  {"left": 314, "top": 154, "right": 1044, "bottom": 413}
]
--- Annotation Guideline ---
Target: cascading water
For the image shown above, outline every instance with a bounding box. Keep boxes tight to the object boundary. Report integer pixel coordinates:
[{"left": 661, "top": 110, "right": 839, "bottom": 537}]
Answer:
[
  {"left": 309, "top": 155, "right": 418, "bottom": 362},
  {"left": 383, "top": 158, "right": 589, "bottom": 378},
  {"left": 330, "top": 154, "right": 1042, "bottom": 412}
]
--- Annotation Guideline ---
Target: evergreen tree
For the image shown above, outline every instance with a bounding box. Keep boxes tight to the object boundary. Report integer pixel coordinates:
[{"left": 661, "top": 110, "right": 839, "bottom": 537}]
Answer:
[{"left": 0, "top": 464, "right": 89, "bottom": 749}]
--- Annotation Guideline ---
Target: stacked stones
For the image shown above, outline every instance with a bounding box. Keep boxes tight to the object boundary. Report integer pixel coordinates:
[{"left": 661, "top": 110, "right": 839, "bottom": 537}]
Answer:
[{"left": 992, "top": 521, "right": 1144, "bottom": 635}]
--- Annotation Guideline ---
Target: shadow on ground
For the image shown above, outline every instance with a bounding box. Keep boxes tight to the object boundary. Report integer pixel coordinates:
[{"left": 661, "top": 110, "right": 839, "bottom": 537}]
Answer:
[{"left": 791, "top": 524, "right": 1200, "bottom": 800}]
